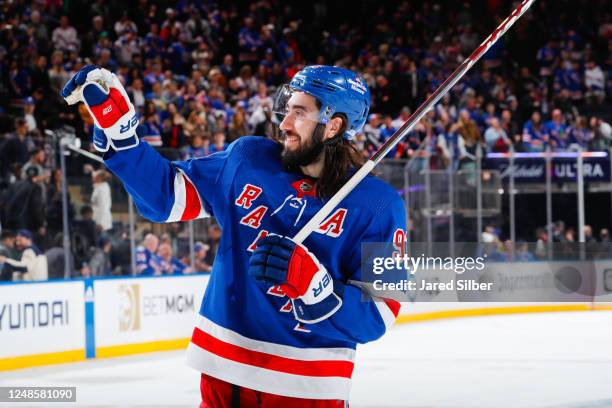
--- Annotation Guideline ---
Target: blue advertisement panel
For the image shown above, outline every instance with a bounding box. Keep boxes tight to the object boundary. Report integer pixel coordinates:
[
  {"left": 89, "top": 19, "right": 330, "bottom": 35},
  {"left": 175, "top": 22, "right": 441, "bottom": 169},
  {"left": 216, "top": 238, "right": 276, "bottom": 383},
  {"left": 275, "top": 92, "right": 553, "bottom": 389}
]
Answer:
[{"left": 485, "top": 153, "right": 610, "bottom": 183}]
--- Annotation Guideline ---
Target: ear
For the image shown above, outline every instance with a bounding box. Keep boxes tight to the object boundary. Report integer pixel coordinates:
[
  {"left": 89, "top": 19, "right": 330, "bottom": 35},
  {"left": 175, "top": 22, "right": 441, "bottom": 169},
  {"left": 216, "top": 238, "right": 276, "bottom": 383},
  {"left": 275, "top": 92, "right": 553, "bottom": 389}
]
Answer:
[{"left": 324, "top": 116, "right": 344, "bottom": 140}]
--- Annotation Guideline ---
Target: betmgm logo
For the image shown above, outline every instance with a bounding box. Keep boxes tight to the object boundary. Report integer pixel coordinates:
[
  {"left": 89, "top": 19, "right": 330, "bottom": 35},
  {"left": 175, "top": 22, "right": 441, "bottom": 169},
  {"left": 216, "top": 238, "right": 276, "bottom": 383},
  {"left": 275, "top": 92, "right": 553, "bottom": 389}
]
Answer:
[{"left": 118, "top": 284, "right": 141, "bottom": 332}]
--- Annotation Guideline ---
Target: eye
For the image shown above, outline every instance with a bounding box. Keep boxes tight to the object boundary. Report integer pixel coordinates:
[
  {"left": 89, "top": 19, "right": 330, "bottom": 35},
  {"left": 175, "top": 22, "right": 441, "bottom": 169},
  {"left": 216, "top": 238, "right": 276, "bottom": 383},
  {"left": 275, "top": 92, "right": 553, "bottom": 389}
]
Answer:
[{"left": 294, "top": 109, "right": 305, "bottom": 118}]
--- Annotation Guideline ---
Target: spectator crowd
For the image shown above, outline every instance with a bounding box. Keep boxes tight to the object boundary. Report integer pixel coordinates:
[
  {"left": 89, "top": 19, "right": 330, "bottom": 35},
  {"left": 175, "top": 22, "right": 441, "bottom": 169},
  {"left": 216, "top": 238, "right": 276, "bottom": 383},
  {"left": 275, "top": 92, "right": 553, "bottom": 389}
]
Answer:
[
  {"left": 481, "top": 222, "right": 611, "bottom": 262},
  {"left": 0, "top": 0, "right": 611, "bottom": 280}
]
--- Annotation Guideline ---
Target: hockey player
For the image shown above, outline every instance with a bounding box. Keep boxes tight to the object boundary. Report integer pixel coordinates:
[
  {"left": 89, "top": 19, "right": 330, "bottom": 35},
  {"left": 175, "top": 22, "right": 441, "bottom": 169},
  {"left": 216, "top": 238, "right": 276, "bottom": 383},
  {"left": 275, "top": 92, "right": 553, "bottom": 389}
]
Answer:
[{"left": 62, "top": 65, "right": 405, "bottom": 407}]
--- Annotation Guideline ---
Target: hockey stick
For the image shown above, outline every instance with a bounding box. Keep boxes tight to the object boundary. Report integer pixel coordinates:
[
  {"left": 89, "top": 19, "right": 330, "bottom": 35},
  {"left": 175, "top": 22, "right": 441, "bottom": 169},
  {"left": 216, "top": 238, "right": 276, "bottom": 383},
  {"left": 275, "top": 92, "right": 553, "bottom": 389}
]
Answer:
[{"left": 292, "top": 0, "right": 536, "bottom": 244}]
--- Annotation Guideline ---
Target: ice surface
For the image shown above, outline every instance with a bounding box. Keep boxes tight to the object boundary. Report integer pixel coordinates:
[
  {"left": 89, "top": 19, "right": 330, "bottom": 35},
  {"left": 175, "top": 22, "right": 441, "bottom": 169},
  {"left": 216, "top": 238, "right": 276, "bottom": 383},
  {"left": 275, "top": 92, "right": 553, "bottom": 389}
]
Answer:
[{"left": 1, "top": 311, "right": 611, "bottom": 407}]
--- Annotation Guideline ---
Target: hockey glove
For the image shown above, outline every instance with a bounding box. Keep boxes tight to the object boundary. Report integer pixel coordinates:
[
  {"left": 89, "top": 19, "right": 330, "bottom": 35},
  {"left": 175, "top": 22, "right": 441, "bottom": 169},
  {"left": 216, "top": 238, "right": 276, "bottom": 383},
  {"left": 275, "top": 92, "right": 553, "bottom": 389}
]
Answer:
[
  {"left": 61, "top": 65, "right": 139, "bottom": 152},
  {"left": 249, "top": 234, "right": 343, "bottom": 324}
]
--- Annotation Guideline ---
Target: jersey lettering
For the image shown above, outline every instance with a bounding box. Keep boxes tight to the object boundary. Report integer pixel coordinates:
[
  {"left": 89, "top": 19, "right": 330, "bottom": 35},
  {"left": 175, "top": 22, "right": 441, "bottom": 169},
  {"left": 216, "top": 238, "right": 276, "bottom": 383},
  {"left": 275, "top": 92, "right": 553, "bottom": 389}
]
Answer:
[
  {"left": 293, "top": 323, "right": 311, "bottom": 333},
  {"left": 316, "top": 208, "right": 347, "bottom": 238},
  {"left": 240, "top": 205, "right": 268, "bottom": 229},
  {"left": 267, "top": 285, "right": 286, "bottom": 297},
  {"left": 264, "top": 287, "right": 308, "bottom": 333},
  {"left": 279, "top": 299, "right": 293, "bottom": 312},
  {"left": 393, "top": 228, "right": 406, "bottom": 258},
  {"left": 235, "top": 184, "right": 263, "bottom": 209},
  {"left": 246, "top": 230, "right": 269, "bottom": 252}
]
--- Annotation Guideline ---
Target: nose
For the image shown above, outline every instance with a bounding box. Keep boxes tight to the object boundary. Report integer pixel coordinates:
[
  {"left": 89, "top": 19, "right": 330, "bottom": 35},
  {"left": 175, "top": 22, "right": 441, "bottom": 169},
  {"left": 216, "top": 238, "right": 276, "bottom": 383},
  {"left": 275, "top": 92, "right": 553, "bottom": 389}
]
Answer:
[{"left": 279, "top": 113, "right": 294, "bottom": 132}]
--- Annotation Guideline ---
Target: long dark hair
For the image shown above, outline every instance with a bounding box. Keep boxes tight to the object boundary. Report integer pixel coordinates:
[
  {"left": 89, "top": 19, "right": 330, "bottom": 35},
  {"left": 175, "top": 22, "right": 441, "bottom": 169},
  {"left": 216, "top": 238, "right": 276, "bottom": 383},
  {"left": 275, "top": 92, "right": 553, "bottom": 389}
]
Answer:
[{"left": 317, "top": 134, "right": 365, "bottom": 199}]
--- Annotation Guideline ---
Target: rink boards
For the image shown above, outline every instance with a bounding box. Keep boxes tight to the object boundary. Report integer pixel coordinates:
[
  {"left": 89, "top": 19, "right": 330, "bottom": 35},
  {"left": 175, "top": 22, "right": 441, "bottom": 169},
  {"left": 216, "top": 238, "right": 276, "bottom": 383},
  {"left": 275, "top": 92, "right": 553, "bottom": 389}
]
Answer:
[
  {"left": 1, "top": 263, "right": 612, "bottom": 371},
  {"left": 395, "top": 260, "right": 612, "bottom": 323},
  {"left": 0, "top": 274, "right": 209, "bottom": 371}
]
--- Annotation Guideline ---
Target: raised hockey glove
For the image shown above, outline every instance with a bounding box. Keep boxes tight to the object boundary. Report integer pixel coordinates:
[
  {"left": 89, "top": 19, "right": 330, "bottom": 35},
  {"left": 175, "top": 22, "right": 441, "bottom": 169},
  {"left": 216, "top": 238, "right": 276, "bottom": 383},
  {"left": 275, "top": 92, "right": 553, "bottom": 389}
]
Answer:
[
  {"left": 61, "top": 65, "right": 106, "bottom": 105},
  {"left": 249, "top": 234, "right": 343, "bottom": 324},
  {"left": 61, "top": 65, "right": 139, "bottom": 152}
]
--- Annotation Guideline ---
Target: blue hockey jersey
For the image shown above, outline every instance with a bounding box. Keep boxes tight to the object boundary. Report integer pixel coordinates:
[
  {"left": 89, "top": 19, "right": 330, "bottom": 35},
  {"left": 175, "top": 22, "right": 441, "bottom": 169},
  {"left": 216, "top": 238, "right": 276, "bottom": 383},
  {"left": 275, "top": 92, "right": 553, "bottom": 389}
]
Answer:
[
  {"left": 135, "top": 246, "right": 162, "bottom": 276},
  {"left": 160, "top": 256, "right": 190, "bottom": 275},
  {"left": 105, "top": 136, "right": 405, "bottom": 400}
]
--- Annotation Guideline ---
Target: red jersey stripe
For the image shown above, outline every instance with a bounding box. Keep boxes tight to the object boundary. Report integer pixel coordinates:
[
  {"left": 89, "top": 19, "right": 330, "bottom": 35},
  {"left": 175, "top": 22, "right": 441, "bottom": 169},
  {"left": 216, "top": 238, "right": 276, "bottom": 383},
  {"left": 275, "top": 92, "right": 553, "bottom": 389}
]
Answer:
[
  {"left": 180, "top": 174, "right": 202, "bottom": 221},
  {"left": 383, "top": 298, "right": 401, "bottom": 317},
  {"left": 191, "top": 327, "right": 354, "bottom": 378}
]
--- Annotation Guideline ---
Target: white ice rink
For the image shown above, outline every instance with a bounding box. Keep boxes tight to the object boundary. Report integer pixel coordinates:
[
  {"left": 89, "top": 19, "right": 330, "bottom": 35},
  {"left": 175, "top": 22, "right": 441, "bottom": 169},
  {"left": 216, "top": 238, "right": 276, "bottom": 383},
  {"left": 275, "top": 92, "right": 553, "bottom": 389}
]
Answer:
[{"left": 1, "top": 311, "right": 612, "bottom": 408}]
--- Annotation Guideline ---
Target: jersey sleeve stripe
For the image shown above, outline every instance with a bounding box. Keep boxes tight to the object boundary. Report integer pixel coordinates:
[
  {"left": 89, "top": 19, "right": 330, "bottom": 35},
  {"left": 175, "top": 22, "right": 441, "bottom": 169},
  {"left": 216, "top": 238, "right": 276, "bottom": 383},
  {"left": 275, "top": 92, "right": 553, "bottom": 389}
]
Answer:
[
  {"left": 180, "top": 172, "right": 204, "bottom": 221},
  {"left": 166, "top": 170, "right": 209, "bottom": 222},
  {"left": 166, "top": 170, "right": 187, "bottom": 222},
  {"left": 383, "top": 298, "right": 401, "bottom": 317},
  {"left": 374, "top": 297, "right": 400, "bottom": 330}
]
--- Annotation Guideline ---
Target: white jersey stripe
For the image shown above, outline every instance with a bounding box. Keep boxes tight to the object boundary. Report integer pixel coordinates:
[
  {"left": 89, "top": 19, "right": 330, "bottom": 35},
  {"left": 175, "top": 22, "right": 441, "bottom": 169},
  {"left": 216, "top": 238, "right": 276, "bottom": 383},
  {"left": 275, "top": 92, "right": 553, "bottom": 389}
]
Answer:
[
  {"left": 166, "top": 170, "right": 209, "bottom": 222},
  {"left": 186, "top": 342, "right": 351, "bottom": 400},
  {"left": 374, "top": 298, "right": 397, "bottom": 330},
  {"left": 166, "top": 170, "right": 188, "bottom": 222},
  {"left": 195, "top": 315, "right": 355, "bottom": 362}
]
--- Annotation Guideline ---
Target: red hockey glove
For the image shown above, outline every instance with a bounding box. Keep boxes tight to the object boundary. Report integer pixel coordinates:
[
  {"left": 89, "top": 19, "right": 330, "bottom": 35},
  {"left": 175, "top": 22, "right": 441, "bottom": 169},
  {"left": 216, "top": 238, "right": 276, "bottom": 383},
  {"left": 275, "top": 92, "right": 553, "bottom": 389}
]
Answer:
[
  {"left": 249, "top": 234, "right": 343, "bottom": 323},
  {"left": 62, "top": 65, "right": 138, "bottom": 152}
]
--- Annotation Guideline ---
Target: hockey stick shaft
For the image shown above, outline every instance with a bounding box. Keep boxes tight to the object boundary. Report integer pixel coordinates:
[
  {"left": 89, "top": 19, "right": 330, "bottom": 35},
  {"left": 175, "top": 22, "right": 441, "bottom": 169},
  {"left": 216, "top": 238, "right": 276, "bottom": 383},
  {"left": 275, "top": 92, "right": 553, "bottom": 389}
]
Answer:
[{"left": 292, "top": 0, "right": 535, "bottom": 244}]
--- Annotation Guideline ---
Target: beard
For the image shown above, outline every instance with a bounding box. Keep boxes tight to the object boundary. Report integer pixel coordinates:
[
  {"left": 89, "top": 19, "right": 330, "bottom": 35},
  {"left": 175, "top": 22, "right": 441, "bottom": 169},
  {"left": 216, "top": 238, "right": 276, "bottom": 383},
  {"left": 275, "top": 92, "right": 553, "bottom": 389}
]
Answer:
[{"left": 280, "top": 126, "right": 326, "bottom": 169}]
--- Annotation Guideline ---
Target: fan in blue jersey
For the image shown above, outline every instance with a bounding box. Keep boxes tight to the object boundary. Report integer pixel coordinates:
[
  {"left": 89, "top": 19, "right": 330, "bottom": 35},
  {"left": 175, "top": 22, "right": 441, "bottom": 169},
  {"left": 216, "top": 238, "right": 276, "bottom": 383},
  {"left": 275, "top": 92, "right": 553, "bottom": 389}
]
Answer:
[
  {"left": 135, "top": 233, "right": 162, "bottom": 276},
  {"left": 157, "top": 242, "right": 192, "bottom": 275},
  {"left": 62, "top": 65, "right": 405, "bottom": 407}
]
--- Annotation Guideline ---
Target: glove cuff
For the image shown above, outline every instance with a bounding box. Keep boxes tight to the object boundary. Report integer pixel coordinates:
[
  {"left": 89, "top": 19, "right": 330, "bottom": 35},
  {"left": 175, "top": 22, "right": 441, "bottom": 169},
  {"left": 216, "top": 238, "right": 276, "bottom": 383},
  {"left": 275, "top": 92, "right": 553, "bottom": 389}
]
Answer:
[
  {"left": 102, "top": 109, "right": 139, "bottom": 150},
  {"left": 110, "top": 132, "right": 139, "bottom": 151},
  {"left": 92, "top": 126, "right": 110, "bottom": 152},
  {"left": 292, "top": 292, "right": 342, "bottom": 324},
  {"left": 93, "top": 124, "right": 139, "bottom": 153}
]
